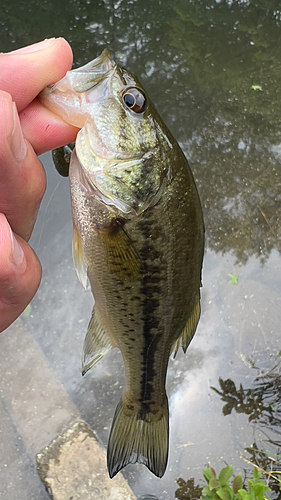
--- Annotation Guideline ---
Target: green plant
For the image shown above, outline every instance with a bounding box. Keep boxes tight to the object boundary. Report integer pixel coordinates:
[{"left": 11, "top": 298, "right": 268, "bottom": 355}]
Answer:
[{"left": 200, "top": 466, "right": 271, "bottom": 500}]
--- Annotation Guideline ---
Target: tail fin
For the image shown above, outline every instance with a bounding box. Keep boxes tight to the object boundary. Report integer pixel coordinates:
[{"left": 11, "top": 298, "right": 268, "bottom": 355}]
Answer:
[{"left": 107, "top": 395, "right": 169, "bottom": 478}]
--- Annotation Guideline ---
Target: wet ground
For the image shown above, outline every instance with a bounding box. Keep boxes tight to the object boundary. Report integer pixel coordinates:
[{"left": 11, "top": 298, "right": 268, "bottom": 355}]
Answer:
[{"left": 1, "top": 1, "right": 281, "bottom": 499}]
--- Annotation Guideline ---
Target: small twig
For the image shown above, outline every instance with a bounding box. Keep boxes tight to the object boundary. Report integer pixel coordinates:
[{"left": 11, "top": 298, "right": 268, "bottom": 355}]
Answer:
[
  {"left": 240, "top": 453, "right": 281, "bottom": 483},
  {"left": 258, "top": 206, "right": 276, "bottom": 238},
  {"left": 176, "top": 442, "right": 194, "bottom": 449},
  {"left": 256, "top": 361, "right": 281, "bottom": 379}
]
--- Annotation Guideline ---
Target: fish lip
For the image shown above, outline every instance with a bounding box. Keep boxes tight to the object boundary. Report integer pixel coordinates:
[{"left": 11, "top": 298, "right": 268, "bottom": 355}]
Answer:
[
  {"left": 40, "top": 49, "right": 117, "bottom": 98},
  {"left": 69, "top": 48, "right": 116, "bottom": 92},
  {"left": 74, "top": 48, "right": 116, "bottom": 72}
]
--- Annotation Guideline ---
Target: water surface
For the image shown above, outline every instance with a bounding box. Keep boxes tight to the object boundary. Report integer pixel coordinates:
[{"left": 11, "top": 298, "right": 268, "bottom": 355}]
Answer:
[{"left": 0, "top": 1, "right": 281, "bottom": 498}]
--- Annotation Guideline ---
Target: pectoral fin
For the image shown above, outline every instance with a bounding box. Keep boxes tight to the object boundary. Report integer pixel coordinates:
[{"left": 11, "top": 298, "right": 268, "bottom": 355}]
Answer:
[
  {"left": 99, "top": 221, "right": 141, "bottom": 282},
  {"left": 82, "top": 306, "right": 114, "bottom": 375},
  {"left": 172, "top": 294, "right": 201, "bottom": 358},
  {"left": 52, "top": 143, "right": 75, "bottom": 177},
  {"left": 72, "top": 225, "right": 88, "bottom": 289}
]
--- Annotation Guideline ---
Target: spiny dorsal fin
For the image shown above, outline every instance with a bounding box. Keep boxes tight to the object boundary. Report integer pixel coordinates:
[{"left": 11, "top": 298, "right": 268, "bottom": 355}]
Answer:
[
  {"left": 172, "top": 294, "right": 201, "bottom": 358},
  {"left": 98, "top": 222, "right": 140, "bottom": 282},
  {"left": 72, "top": 225, "right": 88, "bottom": 289},
  {"left": 82, "top": 306, "right": 114, "bottom": 375}
]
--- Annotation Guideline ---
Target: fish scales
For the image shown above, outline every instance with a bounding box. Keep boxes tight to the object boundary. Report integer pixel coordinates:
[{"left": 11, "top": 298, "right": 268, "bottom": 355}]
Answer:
[{"left": 40, "top": 49, "right": 204, "bottom": 479}]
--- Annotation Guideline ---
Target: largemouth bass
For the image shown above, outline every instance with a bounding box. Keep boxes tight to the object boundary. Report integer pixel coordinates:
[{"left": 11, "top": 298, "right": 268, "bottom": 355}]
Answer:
[{"left": 40, "top": 49, "right": 204, "bottom": 478}]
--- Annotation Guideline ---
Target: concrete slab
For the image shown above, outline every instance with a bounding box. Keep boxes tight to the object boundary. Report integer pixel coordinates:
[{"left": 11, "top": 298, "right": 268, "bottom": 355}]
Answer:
[
  {"left": 0, "top": 320, "right": 79, "bottom": 457},
  {"left": 37, "top": 421, "right": 137, "bottom": 500}
]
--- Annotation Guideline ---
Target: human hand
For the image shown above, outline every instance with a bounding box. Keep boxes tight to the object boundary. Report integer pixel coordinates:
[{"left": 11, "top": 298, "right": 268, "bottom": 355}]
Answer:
[{"left": 0, "top": 38, "right": 79, "bottom": 332}]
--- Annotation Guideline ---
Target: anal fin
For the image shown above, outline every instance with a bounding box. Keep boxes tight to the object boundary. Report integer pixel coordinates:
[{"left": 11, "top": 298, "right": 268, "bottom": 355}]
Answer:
[
  {"left": 82, "top": 306, "right": 114, "bottom": 375},
  {"left": 172, "top": 293, "right": 201, "bottom": 358}
]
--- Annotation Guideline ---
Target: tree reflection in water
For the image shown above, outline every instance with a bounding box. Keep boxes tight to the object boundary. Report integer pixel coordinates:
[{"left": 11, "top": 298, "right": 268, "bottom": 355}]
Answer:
[
  {"left": 175, "top": 477, "right": 203, "bottom": 500},
  {"left": 210, "top": 365, "right": 281, "bottom": 499},
  {"left": 1, "top": 0, "right": 281, "bottom": 264},
  {"left": 212, "top": 374, "right": 281, "bottom": 431},
  {"left": 175, "top": 362, "right": 281, "bottom": 500},
  {"left": 212, "top": 367, "right": 281, "bottom": 435}
]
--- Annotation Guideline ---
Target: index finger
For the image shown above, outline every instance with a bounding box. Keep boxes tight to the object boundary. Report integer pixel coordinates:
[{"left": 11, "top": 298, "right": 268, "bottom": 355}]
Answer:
[{"left": 0, "top": 38, "right": 73, "bottom": 112}]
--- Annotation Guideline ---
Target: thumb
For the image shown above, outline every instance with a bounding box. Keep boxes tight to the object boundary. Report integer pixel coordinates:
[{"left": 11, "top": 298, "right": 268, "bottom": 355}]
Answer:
[{"left": 0, "top": 213, "right": 42, "bottom": 332}]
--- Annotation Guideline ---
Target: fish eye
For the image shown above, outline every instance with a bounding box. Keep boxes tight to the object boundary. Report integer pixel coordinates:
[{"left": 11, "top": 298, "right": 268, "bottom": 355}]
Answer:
[{"left": 121, "top": 88, "right": 147, "bottom": 113}]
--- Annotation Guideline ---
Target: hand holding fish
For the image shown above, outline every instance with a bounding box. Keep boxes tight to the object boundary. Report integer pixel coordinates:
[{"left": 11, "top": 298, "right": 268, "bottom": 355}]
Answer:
[{"left": 0, "top": 38, "right": 77, "bottom": 332}]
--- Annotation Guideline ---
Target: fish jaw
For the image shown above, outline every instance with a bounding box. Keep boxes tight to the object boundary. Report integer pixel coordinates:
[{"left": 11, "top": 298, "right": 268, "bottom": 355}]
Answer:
[{"left": 39, "top": 49, "right": 117, "bottom": 128}]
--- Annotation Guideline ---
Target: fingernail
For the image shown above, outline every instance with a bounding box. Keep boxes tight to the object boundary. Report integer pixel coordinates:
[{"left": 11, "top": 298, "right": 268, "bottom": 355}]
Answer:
[
  {"left": 9, "top": 228, "right": 25, "bottom": 268},
  {"left": 11, "top": 103, "right": 27, "bottom": 162},
  {"left": 7, "top": 38, "right": 56, "bottom": 55}
]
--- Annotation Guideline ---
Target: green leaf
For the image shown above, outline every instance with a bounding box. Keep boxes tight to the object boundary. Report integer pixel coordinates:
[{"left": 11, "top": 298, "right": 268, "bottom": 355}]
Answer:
[
  {"left": 204, "top": 468, "right": 217, "bottom": 483},
  {"left": 251, "top": 85, "right": 262, "bottom": 91},
  {"left": 219, "top": 466, "right": 233, "bottom": 483},
  {"left": 237, "top": 489, "right": 251, "bottom": 500},
  {"left": 252, "top": 482, "right": 271, "bottom": 499},
  {"left": 217, "top": 486, "right": 233, "bottom": 500},
  {"left": 217, "top": 488, "right": 230, "bottom": 500},
  {"left": 23, "top": 303, "right": 32, "bottom": 317},
  {"left": 210, "top": 467, "right": 217, "bottom": 478},
  {"left": 232, "top": 473, "right": 243, "bottom": 493},
  {"left": 252, "top": 467, "right": 261, "bottom": 480},
  {"left": 210, "top": 478, "right": 220, "bottom": 490},
  {"left": 229, "top": 274, "right": 238, "bottom": 285},
  {"left": 202, "top": 486, "right": 212, "bottom": 495},
  {"left": 200, "top": 494, "right": 213, "bottom": 500}
]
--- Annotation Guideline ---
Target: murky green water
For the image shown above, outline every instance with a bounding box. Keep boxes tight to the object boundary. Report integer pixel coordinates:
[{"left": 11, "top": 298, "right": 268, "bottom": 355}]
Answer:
[{"left": 1, "top": 1, "right": 281, "bottom": 499}]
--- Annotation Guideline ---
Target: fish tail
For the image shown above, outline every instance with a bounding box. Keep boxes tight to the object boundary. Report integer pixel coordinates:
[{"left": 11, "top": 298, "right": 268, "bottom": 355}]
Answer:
[{"left": 107, "top": 393, "right": 169, "bottom": 478}]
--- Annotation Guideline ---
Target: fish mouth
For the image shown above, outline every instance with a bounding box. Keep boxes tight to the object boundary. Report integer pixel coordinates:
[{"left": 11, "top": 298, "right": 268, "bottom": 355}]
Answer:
[
  {"left": 40, "top": 48, "right": 144, "bottom": 136},
  {"left": 39, "top": 49, "right": 118, "bottom": 128},
  {"left": 44, "top": 49, "right": 116, "bottom": 94},
  {"left": 66, "top": 49, "right": 117, "bottom": 93}
]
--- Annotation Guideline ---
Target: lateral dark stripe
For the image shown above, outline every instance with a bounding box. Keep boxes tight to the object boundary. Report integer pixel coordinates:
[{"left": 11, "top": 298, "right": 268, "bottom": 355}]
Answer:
[{"left": 138, "top": 217, "right": 162, "bottom": 409}]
